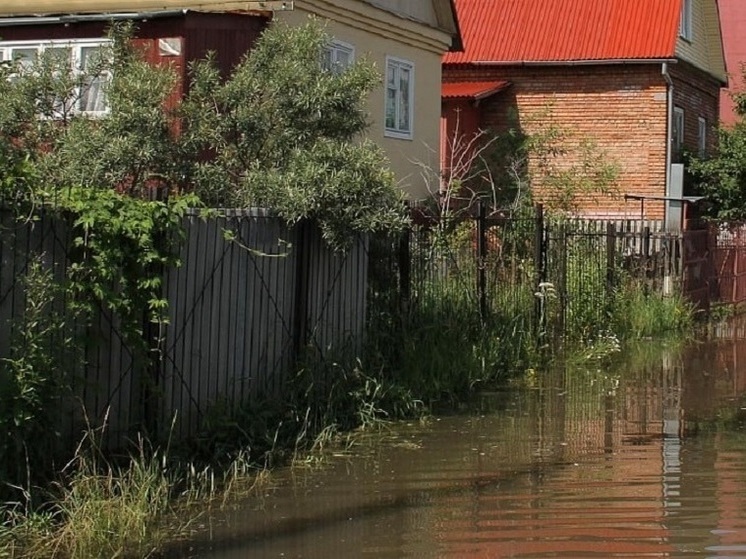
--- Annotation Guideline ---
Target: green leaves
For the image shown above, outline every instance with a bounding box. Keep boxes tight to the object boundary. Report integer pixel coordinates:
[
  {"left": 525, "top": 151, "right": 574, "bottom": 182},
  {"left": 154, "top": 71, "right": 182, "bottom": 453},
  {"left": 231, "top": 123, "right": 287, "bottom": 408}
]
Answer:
[
  {"left": 183, "top": 19, "right": 407, "bottom": 249},
  {"left": 57, "top": 186, "right": 198, "bottom": 335},
  {"left": 690, "top": 122, "right": 746, "bottom": 221}
]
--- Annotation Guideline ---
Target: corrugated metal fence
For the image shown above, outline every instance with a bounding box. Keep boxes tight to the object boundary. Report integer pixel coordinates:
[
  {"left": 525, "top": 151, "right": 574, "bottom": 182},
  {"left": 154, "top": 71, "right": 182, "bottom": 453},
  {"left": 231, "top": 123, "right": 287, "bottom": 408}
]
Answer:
[
  {"left": 5, "top": 201, "right": 746, "bottom": 450},
  {"left": 0, "top": 206, "right": 367, "bottom": 448}
]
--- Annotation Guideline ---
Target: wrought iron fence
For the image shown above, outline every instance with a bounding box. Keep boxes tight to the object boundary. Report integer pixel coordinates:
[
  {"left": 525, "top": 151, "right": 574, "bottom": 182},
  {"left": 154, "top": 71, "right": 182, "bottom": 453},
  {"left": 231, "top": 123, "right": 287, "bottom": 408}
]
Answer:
[{"left": 391, "top": 205, "right": 711, "bottom": 343}]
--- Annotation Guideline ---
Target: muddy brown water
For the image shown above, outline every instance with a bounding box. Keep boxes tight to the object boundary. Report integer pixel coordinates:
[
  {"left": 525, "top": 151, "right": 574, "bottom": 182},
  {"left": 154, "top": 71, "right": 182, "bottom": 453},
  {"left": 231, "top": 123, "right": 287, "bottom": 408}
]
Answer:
[{"left": 169, "top": 325, "right": 746, "bottom": 558}]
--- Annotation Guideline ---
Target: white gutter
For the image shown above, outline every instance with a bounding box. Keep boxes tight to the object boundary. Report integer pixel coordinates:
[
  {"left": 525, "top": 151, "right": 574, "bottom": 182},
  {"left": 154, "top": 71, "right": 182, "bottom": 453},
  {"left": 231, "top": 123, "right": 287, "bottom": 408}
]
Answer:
[
  {"left": 470, "top": 58, "right": 678, "bottom": 67},
  {"left": 662, "top": 62, "right": 674, "bottom": 200},
  {"left": 0, "top": 10, "right": 187, "bottom": 25}
]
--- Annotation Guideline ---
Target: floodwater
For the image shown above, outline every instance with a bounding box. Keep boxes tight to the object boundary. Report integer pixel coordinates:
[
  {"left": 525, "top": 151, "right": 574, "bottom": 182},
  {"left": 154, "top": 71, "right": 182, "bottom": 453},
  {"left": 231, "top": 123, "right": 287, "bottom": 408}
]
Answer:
[{"left": 171, "top": 322, "right": 746, "bottom": 558}]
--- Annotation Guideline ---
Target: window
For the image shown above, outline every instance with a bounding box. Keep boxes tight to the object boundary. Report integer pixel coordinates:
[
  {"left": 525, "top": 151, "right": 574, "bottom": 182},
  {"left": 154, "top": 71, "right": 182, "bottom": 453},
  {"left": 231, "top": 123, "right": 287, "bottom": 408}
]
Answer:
[
  {"left": 384, "top": 56, "right": 414, "bottom": 139},
  {"left": 673, "top": 106, "right": 685, "bottom": 158},
  {"left": 321, "top": 40, "right": 354, "bottom": 74},
  {"left": 680, "top": 0, "right": 693, "bottom": 41},
  {"left": 0, "top": 39, "right": 110, "bottom": 116},
  {"left": 698, "top": 116, "right": 707, "bottom": 157}
]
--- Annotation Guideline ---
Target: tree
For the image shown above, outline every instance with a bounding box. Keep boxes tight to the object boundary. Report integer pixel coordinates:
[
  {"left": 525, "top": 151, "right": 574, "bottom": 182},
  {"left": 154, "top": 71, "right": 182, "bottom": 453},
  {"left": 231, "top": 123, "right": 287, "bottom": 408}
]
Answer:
[
  {"left": 0, "top": 19, "right": 407, "bottom": 249},
  {"left": 689, "top": 89, "right": 746, "bottom": 221},
  {"left": 182, "top": 19, "right": 407, "bottom": 249}
]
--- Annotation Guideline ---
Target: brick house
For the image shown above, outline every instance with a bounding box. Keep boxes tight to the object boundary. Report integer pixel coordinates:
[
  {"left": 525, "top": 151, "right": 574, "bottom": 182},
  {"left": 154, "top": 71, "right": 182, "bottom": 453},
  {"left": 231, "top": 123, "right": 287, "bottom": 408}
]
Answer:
[{"left": 442, "top": 0, "right": 727, "bottom": 220}]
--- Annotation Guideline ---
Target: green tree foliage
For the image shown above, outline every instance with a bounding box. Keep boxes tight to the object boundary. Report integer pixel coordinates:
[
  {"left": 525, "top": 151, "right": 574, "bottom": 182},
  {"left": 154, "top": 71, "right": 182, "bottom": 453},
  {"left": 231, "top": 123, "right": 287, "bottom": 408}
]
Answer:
[
  {"left": 1, "top": 20, "right": 406, "bottom": 248},
  {"left": 0, "top": 24, "right": 186, "bottom": 196},
  {"left": 182, "top": 20, "right": 406, "bottom": 248},
  {"left": 690, "top": 110, "right": 746, "bottom": 221}
]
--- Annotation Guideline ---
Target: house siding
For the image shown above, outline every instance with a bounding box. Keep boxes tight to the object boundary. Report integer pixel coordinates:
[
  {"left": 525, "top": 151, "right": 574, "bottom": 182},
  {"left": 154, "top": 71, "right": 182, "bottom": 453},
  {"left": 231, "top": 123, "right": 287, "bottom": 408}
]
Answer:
[
  {"left": 362, "top": 0, "right": 439, "bottom": 28},
  {"left": 0, "top": 12, "right": 265, "bottom": 77},
  {"left": 444, "top": 64, "right": 670, "bottom": 218},
  {"left": 675, "top": 0, "right": 727, "bottom": 83},
  {"left": 278, "top": 1, "right": 454, "bottom": 200},
  {"left": 0, "top": 13, "right": 266, "bottom": 108},
  {"left": 717, "top": 0, "right": 746, "bottom": 126}
]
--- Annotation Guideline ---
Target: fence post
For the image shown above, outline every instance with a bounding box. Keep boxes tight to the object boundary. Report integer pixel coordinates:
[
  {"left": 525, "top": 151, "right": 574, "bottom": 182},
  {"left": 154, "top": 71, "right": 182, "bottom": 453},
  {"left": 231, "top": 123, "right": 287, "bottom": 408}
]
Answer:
[
  {"left": 292, "top": 220, "right": 310, "bottom": 363},
  {"left": 642, "top": 226, "right": 651, "bottom": 274},
  {"left": 557, "top": 223, "right": 567, "bottom": 339},
  {"left": 476, "top": 201, "right": 488, "bottom": 321},
  {"left": 533, "top": 204, "right": 546, "bottom": 337},
  {"left": 733, "top": 236, "right": 739, "bottom": 304},
  {"left": 398, "top": 223, "right": 411, "bottom": 308},
  {"left": 606, "top": 222, "right": 616, "bottom": 297}
]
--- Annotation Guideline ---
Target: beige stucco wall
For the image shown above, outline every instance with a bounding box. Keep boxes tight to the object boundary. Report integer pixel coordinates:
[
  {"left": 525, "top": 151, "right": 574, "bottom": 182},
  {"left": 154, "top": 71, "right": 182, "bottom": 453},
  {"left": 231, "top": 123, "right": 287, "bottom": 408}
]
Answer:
[
  {"left": 277, "top": 0, "right": 453, "bottom": 200},
  {"left": 362, "top": 0, "right": 438, "bottom": 28},
  {"left": 676, "top": 0, "right": 726, "bottom": 83}
]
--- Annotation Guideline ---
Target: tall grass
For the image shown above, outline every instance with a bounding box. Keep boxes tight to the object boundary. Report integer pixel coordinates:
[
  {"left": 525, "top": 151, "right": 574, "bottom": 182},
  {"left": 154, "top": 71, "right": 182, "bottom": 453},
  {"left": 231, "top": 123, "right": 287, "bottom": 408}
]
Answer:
[
  {"left": 0, "top": 427, "right": 278, "bottom": 559},
  {"left": 610, "top": 280, "right": 695, "bottom": 339},
  {"left": 366, "top": 237, "right": 540, "bottom": 403},
  {"left": 1, "top": 448, "right": 175, "bottom": 558}
]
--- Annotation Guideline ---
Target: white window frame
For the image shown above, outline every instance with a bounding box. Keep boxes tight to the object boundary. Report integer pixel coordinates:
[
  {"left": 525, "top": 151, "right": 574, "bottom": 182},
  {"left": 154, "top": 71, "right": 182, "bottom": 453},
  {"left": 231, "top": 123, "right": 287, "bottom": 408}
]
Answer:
[
  {"left": 698, "top": 116, "right": 707, "bottom": 157},
  {"left": 321, "top": 39, "right": 354, "bottom": 74},
  {"left": 384, "top": 55, "right": 414, "bottom": 140},
  {"left": 0, "top": 38, "right": 111, "bottom": 117},
  {"left": 673, "top": 106, "right": 685, "bottom": 154},
  {"left": 680, "top": 0, "right": 693, "bottom": 41}
]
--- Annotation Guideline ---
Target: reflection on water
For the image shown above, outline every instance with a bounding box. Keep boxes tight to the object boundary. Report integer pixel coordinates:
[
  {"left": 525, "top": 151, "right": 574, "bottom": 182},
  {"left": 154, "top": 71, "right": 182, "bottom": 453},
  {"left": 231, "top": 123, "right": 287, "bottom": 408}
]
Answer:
[{"left": 171, "top": 323, "right": 746, "bottom": 558}]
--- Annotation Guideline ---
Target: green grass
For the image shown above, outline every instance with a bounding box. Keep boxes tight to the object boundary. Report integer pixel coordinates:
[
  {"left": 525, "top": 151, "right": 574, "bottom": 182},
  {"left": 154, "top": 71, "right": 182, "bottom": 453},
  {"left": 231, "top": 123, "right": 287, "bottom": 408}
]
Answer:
[
  {"left": 610, "top": 280, "right": 695, "bottom": 339},
  {"left": 0, "top": 429, "right": 278, "bottom": 559}
]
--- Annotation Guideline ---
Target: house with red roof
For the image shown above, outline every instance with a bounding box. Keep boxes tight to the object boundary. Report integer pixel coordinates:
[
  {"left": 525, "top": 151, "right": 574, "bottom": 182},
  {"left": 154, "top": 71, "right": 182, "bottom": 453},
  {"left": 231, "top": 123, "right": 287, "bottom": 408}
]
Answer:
[{"left": 442, "top": 0, "right": 727, "bottom": 220}]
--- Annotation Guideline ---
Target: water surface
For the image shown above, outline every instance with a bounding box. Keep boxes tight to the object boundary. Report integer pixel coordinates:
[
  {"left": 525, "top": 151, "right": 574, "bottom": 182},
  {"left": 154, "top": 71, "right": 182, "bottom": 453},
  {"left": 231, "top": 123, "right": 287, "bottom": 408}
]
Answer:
[{"left": 173, "top": 326, "right": 746, "bottom": 558}]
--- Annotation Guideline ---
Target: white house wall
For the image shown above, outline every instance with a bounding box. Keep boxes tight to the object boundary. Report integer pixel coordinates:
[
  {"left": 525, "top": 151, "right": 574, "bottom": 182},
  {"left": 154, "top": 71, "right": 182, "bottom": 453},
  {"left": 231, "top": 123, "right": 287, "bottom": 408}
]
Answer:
[{"left": 277, "top": 0, "right": 454, "bottom": 200}]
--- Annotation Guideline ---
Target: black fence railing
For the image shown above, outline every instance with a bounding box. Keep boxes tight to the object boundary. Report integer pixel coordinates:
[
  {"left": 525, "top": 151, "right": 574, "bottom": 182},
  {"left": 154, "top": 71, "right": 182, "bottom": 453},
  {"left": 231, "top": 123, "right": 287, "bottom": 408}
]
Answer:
[{"left": 387, "top": 204, "right": 699, "bottom": 344}]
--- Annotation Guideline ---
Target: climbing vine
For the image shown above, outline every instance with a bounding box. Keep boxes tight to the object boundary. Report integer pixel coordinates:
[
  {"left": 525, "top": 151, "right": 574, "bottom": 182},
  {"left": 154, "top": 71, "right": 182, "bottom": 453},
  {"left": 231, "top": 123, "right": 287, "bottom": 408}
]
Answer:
[{"left": 57, "top": 187, "right": 197, "bottom": 344}]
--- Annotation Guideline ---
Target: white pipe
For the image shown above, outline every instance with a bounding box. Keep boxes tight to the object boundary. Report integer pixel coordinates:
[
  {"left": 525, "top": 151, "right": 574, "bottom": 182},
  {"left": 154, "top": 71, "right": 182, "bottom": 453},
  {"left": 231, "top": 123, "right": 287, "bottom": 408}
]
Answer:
[{"left": 662, "top": 62, "right": 674, "bottom": 201}]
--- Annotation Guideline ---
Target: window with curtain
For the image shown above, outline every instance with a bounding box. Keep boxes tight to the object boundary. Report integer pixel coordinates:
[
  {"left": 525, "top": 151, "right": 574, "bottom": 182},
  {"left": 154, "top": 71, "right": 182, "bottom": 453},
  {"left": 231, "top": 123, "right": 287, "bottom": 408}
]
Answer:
[
  {"left": 384, "top": 56, "right": 414, "bottom": 140},
  {"left": 0, "top": 39, "right": 110, "bottom": 116}
]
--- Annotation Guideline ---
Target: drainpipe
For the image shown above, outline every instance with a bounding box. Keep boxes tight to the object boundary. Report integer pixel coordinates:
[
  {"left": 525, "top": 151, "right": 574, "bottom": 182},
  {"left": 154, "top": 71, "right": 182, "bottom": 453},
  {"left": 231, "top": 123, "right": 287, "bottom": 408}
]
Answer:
[{"left": 662, "top": 62, "right": 674, "bottom": 203}]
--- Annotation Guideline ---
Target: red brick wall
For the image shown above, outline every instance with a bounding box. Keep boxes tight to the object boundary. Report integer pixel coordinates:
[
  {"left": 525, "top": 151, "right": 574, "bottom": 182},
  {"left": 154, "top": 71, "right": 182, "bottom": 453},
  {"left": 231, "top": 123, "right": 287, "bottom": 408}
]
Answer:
[
  {"left": 670, "top": 60, "right": 722, "bottom": 160},
  {"left": 443, "top": 62, "right": 720, "bottom": 219}
]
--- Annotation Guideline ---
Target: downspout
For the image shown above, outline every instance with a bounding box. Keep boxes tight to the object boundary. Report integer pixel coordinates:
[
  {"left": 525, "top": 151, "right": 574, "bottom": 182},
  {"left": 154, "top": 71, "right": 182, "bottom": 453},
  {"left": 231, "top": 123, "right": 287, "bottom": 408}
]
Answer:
[
  {"left": 662, "top": 62, "right": 674, "bottom": 202},
  {"left": 662, "top": 62, "right": 675, "bottom": 228}
]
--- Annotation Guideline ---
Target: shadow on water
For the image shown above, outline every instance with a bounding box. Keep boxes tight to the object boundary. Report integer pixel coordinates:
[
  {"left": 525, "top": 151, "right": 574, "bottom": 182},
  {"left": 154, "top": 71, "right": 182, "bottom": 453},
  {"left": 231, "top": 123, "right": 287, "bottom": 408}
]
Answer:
[{"left": 166, "top": 319, "right": 746, "bottom": 558}]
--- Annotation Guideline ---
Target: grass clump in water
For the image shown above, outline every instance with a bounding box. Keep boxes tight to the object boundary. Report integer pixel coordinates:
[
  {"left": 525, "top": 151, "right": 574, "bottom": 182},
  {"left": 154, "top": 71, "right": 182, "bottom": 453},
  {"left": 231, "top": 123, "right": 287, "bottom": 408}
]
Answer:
[
  {"left": 610, "top": 279, "right": 695, "bottom": 339},
  {"left": 1, "top": 435, "right": 178, "bottom": 558},
  {"left": 0, "top": 427, "right": 278, "bottom": 559}
]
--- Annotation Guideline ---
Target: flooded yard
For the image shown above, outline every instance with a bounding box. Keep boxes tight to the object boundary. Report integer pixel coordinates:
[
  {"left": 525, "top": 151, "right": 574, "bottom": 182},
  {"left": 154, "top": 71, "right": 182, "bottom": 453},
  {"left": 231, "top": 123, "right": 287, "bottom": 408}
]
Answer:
[{"left": 169, "top": 325, "right": 746, "bottom": 558}]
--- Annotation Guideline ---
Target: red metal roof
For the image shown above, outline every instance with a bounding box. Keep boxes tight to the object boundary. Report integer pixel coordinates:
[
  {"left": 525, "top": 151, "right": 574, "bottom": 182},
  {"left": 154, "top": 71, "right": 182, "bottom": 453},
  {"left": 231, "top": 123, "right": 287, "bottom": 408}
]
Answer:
[
  {"left": 444, "top": 0, "right": 682, "bottom": 64},
  {"left": 442, "top": 80, "right": 510, "bottom": 100}
]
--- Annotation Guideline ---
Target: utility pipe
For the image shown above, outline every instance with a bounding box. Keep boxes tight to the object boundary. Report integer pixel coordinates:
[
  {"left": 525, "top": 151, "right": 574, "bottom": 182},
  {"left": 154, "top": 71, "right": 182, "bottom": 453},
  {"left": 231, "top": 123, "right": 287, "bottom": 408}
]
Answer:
[{"left": 662, "top": 62, "right": 674, "bottom": 203}]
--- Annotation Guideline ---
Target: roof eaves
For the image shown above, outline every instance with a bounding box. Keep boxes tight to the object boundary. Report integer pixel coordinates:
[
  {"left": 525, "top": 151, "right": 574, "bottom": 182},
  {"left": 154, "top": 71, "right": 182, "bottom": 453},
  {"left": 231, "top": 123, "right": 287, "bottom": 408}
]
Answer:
[
  {"left": 0, "top": 10, "right": 188, "bottom": 25},
  {"left": 468, "top": 58, "right": 679, "bottom": 66}
]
